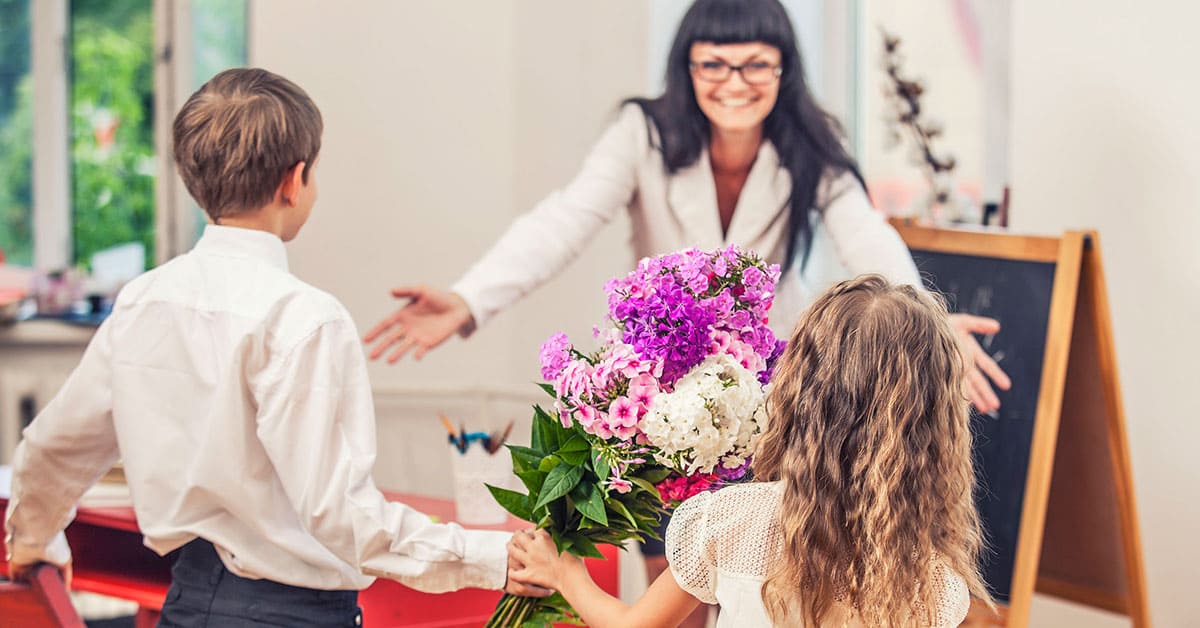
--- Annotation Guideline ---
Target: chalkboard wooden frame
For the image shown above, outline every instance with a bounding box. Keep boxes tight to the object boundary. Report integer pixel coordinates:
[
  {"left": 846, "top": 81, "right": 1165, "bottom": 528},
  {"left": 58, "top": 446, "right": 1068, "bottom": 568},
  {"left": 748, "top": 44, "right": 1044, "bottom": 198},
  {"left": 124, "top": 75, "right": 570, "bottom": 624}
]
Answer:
[{"left": 892, "top": 222, "right": 1149, "bottom": 628}]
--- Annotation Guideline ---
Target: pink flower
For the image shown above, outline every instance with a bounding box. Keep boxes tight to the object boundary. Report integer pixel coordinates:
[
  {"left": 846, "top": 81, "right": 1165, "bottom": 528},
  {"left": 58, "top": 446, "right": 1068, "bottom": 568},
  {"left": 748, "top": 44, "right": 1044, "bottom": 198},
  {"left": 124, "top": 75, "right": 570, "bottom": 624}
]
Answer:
[
  {"left": 607, "top": 478, "right": 633, "bottom": 494},
  {"left": 655, "top": 473, "right": 723, "bottom": 505},
  {"left": 591, "top": 421, "right": 614, "bottom": 439},
  {"left": 709, "top": 330, "right": 733, "bottom": 355},
  {"left": 609, "top": 396, "right": 638, "bottom": 427},
  {"left": 628, "top": 374, "right": 658, "bottom": 407},
  {"left": 576, "top": 404, "right": 599, "bottom": 429},
  {"left": 611, "top": 422, "right": 638, "bottom": 441}
]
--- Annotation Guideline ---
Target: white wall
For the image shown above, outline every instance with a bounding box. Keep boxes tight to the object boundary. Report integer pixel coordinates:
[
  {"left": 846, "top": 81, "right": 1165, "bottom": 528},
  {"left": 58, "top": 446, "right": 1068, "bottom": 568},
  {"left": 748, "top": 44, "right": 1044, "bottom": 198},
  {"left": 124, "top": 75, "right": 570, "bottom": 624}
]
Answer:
[
  {"left": 1010, "top": 2, "right": 1200, "bottom": 626},
  {"left": 249, "top": 0, "right": 646, "bottom": 495}
]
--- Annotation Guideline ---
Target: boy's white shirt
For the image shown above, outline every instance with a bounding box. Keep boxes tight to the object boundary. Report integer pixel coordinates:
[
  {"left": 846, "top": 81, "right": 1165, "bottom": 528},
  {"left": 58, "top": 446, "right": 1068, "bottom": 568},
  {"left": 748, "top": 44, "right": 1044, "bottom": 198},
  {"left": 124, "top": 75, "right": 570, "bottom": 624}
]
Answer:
[{"left": 4, "top": 225, "right": 508, "bottom": 592}]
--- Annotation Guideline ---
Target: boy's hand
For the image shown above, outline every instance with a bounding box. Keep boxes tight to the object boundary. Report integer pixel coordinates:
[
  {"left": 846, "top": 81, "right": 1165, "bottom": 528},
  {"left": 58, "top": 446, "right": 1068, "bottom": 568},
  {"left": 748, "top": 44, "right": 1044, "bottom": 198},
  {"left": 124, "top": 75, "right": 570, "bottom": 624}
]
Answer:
[
  {"left": 9, "top": 559, "right": 73, "bottom": 589},
  {"left": 948, "top": 313, "right": 1013, "bottom": 414},
  {"left": 507, "top": 529, "right": 582, "bottom": 591},
  {"left": 504, "top": 531, "right": 555, "bottom": 597},
  {"left": 363, "top": 285, "right": 473, "bottom": 363}
]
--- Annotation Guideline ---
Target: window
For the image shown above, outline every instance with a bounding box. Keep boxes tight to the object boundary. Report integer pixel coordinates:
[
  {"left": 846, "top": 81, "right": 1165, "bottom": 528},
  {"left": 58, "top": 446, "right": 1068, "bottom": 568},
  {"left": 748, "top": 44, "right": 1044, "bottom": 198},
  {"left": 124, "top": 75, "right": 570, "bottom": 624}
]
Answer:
[
  {"left": 70, "top": 0, "right": 156, "bottom": 268},
  {"left": 0, "top": 0, "right": 32, "bottom": 266},
  {"left": 0, "top": 0, "right": 246, "bottom": 272}
]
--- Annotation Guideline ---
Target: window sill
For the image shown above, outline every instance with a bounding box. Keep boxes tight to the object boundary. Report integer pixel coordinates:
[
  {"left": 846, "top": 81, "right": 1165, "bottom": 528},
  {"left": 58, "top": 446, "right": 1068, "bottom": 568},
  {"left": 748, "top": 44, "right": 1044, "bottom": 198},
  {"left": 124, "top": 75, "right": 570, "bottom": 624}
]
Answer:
[{"left": 0, "top": 319, "right": 95, "bottom": 348}]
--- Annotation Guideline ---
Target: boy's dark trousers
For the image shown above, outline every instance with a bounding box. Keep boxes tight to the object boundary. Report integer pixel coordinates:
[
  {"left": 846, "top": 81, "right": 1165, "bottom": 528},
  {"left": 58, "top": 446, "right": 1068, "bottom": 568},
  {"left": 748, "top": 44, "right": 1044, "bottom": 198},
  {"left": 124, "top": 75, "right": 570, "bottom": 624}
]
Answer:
[{"left": 157, "top": 538, "right": 363, "bottom": 627}]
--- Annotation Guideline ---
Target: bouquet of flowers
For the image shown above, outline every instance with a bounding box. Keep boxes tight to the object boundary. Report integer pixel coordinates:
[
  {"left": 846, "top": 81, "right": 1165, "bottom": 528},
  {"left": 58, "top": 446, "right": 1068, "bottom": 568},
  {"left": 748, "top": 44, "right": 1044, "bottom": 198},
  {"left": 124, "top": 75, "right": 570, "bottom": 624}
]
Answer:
[{"left": 486, "top": 246, "right": 785, "bottom": 627}]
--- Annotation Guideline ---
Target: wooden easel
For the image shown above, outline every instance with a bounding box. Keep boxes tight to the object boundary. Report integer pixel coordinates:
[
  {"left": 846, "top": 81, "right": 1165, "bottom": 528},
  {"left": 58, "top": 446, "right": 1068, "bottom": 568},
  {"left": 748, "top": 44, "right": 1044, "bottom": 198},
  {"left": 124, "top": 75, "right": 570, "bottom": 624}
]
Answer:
[{"left": 892, "top": 224, "right": 1150, "bottom": 627}]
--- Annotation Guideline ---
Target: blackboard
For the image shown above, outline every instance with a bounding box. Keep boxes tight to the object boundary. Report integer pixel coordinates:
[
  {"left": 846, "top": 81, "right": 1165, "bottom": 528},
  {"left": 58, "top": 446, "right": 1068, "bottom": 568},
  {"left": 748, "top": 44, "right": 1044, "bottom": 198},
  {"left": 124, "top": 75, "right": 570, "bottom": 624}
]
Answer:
[
  {"left": 895, "top": 224, "right": 1149, "bottom": 628},
  {"left": 908, "top": 249, "right": 1057, "bottom": 602}
]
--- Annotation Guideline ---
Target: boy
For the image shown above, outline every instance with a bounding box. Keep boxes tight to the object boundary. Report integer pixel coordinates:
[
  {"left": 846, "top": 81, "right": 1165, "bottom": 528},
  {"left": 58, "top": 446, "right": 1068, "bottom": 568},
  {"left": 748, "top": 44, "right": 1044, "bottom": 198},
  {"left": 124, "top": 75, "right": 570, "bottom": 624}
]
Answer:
[{"left": 4, "top": 68, "right": 541, "bottom": 626}]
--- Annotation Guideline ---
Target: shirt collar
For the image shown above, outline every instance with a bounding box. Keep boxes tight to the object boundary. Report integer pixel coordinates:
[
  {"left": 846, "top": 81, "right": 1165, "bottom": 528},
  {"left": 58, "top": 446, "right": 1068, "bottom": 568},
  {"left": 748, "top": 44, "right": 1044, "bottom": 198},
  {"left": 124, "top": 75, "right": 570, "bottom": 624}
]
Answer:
[{"left": 193, "top": 224, "right": 289, "bottom": 272}]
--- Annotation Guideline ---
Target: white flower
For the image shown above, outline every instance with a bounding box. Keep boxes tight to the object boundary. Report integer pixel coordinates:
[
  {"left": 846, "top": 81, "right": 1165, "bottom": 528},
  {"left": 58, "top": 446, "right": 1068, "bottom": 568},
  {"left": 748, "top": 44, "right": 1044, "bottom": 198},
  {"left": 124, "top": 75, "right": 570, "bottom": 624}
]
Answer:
[{"left": 640, "top": 354, "right": 766, "bottom": 473}]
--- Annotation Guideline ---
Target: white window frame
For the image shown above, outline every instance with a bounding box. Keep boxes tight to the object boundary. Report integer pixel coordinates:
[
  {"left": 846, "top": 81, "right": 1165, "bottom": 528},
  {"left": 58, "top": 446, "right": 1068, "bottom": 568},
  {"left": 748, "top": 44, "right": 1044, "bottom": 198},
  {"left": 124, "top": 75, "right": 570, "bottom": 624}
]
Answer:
[{"left": 28, "top": 0, "right": 249, "bottom": 271}]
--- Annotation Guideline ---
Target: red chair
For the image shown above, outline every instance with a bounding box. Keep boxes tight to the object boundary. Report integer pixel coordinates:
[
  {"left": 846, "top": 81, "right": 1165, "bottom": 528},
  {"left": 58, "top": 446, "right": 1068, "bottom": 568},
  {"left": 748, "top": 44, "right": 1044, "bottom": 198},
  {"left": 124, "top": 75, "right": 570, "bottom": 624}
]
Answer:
[{"left": 0, "top": 564, "right": 85, "bottom": 628}]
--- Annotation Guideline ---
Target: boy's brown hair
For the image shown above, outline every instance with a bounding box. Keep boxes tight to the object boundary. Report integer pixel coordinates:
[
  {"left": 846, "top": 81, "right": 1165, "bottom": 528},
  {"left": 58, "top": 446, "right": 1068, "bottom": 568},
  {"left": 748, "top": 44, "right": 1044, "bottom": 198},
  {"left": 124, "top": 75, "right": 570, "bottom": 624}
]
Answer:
[{"left": 172, "top": 68, "right": 322, "bottom": 221}]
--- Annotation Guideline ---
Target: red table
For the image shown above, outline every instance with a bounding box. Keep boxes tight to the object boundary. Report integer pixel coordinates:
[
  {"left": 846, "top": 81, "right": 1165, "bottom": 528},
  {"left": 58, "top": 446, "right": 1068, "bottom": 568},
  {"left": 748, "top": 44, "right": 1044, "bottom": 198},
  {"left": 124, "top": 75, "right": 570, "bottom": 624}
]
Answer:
[{"left": 0, "top": 493, "right": 619, "bottom": 627}]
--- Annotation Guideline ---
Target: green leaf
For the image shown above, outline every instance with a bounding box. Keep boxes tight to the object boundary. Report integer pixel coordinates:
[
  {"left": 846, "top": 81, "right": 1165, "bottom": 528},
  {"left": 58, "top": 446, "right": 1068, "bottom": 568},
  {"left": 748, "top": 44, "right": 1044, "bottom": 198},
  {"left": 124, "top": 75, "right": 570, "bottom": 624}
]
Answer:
[
  {"left": 537, "top": 382, "right": 557, "bottom": 398},
  {"left": 486, "top": 485, "right": 532, "bottom": 521},
  {"left": 531, "top": 405, "right": 562, "bottom": 451},
  {"left": 507, "top": 445, "right": 543, "bottom": 472},
  {"left": 515, "top": 469, "right": 546, "bottom": 493},
  {"left": 573, "top": 482, "right": 608, "bottom": 526},
  {"left": 628, "top": 476, "right": 661, "bottom": 497},
  {"left": 569, "top": 534, "right": 604, "bottom": 559},
  {"left": 548, "top": 498, "right": 568, "bottom": 528},
  {"left": 608, "top": 499, "right": 639, "bottom": 528},
  {"left": 591, "top": 450, "right": 611, "bottom": 481},
  {"left": 558, "top": 435, "right": 590, "bottom": 466},
  {"left": 557, "top": 434, "right": 589, "bottom": 454},
  {"left": 559, "top": 449, "right": 589, "bottom": 466},
  {"left": 538, "top": 454, "right": 562, "bottom": 473},
  {"left": 639, "top": 467, "right": 673, "bottom": 484},
  {"left": 533, "top": 463, "right": 585, "bottom": 511}
]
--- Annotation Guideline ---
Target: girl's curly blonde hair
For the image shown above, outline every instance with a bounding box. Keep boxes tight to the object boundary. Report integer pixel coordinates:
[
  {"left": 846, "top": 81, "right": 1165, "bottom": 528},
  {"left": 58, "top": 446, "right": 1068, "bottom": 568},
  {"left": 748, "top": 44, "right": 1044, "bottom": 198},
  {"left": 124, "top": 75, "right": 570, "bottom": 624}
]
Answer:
[{"left": 753, "top": 275, "right": 992, "bottom": 626}]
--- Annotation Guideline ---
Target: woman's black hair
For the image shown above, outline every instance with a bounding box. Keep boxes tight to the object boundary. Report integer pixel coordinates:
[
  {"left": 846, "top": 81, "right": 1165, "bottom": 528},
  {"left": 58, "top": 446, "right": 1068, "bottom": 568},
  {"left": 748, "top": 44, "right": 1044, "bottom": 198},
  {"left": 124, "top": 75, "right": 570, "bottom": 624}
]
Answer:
[{"left": 626, "top": 0, "right": 866, "bottom": 270}]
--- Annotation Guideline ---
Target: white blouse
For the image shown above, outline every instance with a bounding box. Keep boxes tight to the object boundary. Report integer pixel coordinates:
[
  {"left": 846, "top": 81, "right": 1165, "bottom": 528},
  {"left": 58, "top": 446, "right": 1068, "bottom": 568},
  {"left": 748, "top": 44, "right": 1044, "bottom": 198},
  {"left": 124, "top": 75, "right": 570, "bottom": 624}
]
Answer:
[
  {"left": 665, "top": 482, "right": 970, "bottom": 627},
  {"left": 451, "top": 105, "right": 920, "bottom": 339}
]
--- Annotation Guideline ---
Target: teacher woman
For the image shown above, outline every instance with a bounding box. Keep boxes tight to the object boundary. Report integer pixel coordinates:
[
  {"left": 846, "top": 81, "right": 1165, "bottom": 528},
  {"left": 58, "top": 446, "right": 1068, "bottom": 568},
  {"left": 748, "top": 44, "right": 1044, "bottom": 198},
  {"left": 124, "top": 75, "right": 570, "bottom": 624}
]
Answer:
[{"left": 366, "top": 1, "right": 1009, "bottom": 625}]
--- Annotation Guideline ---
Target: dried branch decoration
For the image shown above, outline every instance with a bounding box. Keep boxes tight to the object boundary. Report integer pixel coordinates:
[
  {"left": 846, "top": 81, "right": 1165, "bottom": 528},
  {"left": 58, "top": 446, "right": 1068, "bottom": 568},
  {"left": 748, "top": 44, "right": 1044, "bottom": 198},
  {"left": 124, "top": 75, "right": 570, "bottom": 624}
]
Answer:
[{"left": 880, "top": 28, "right": 956, "bottom": 206}]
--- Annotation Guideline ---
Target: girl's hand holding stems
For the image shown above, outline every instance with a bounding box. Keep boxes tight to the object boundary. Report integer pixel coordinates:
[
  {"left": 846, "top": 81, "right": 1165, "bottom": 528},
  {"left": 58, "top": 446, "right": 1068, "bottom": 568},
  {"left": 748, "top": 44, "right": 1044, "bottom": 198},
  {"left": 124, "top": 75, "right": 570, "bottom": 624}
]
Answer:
[{"left": 508, "top": 529, "right": 701, "bottom": 628}]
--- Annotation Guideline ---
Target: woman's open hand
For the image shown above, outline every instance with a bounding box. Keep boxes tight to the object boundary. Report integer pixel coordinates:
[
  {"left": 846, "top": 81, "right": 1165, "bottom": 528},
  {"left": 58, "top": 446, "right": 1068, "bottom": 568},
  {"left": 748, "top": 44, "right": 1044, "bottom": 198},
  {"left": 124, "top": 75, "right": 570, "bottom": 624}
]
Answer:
[
  {"left": 948, "top": 313, "right": 1013, "bottom": 414},
  {"left": 363, "top": 285, "right": 473, "bottom": 363}
]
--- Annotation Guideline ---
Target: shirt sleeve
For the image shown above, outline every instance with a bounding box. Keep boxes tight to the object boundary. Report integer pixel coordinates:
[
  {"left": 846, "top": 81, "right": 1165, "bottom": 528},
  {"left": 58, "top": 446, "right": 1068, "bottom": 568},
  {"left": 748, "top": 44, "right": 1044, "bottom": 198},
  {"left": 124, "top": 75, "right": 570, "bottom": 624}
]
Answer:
[
  {"left": 664, "top": 491, "right": 718, "bottom": 604},
  {"left": 254, "top": 314, "right": 508, "bottom": 593},
  {"left": 450, "top": 104, "right": 646, "bottom": 331},
  {"left": 5, "top": 319, "right": 121, "bottom": 568},
  {"left": 818, "top": 171, "right": 921, "bottom": 287}
]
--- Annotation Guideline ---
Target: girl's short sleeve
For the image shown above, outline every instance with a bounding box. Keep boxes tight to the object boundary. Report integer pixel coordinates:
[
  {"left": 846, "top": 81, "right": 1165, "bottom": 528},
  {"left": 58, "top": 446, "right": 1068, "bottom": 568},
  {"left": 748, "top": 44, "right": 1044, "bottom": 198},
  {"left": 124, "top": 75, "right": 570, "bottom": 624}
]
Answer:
[{"left": 664, "top": 491, "right": 718, "bottom": 604}]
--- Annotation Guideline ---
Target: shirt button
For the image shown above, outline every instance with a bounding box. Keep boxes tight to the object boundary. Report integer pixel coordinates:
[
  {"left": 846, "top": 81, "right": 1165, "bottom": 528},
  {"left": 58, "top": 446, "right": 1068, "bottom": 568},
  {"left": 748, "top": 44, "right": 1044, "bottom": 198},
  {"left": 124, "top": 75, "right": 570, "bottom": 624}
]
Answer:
[{"left": 355, "top": 612, "right": 362, "bottom": 626}]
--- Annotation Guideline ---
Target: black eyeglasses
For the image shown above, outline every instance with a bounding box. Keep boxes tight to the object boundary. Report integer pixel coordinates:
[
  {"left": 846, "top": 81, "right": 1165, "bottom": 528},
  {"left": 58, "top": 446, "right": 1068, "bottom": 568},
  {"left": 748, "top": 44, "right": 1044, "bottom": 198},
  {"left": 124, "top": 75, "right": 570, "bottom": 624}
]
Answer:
[{"left": 689, "top": 59, "right": 782, "bottom": 85}]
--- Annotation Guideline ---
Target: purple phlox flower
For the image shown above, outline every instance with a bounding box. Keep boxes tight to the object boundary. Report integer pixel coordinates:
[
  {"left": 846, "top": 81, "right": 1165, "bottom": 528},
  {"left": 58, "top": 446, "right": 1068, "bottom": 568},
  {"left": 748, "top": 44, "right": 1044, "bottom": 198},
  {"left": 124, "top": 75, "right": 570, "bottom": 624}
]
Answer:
[
  {"left": 765, "top": 263, "right": 782, "bottom": 286},
  {"left": 712, "top": 255, "right": 728, "bottom": 277},
  {"left": 704, "top": 289, "right": 735, "bottom": 322},
  {"left": 539, "top": 332, "right": 572, "bottom": 381},
  {"left": 759, "top": 338, "right": 788, "bottom": 384},
  {"left": 728, "top": 309, "right": 753, "bottom": 331},
  {"left": 716, "top": 457, "right": 752, "bottom": 481},
  {"left": 742, "top": 265, "right": 766, "bottom": 290}
]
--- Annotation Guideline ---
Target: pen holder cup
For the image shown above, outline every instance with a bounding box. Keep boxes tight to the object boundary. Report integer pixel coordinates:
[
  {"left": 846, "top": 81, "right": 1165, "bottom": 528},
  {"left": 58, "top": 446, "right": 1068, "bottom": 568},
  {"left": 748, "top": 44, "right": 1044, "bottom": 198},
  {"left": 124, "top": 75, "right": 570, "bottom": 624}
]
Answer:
[{"left": 450, "top": 446, "right": 514, "bottom": 525}]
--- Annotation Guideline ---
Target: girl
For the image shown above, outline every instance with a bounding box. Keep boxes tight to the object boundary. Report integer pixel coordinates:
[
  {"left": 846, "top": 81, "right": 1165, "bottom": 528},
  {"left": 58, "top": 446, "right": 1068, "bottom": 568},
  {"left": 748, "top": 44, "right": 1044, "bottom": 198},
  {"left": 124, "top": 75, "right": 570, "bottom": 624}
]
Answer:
[{"left": 509, "top": 275, "right": 993, "bottom": 627}]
